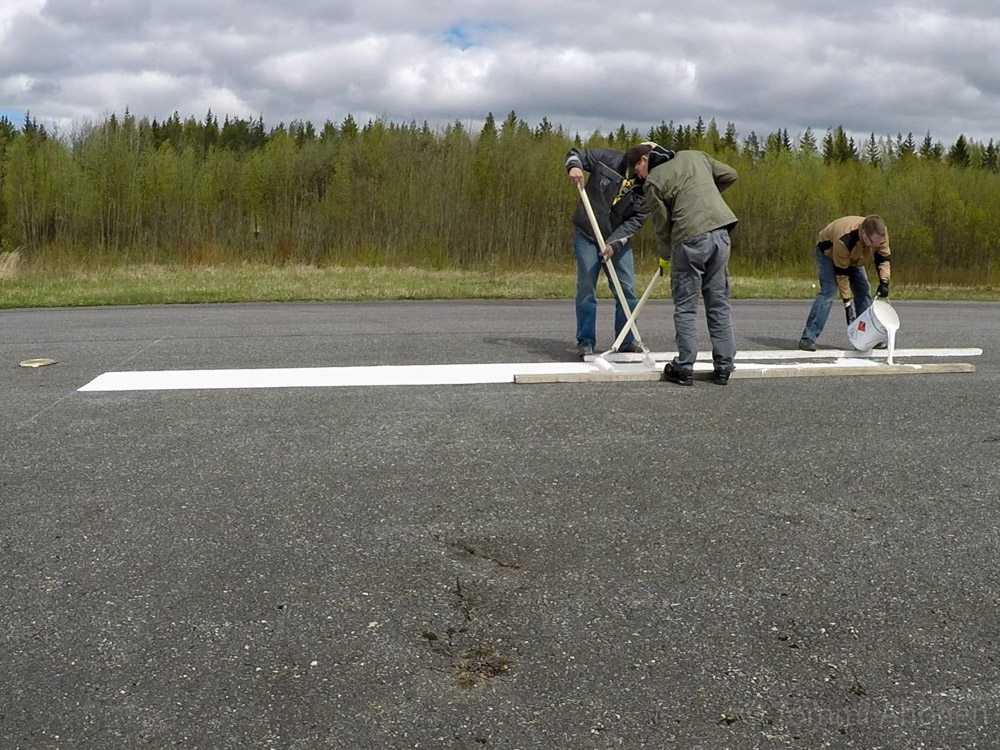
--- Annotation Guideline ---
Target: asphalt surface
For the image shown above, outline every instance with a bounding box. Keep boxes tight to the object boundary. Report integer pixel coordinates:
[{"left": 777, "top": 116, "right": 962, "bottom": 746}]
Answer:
[{"left": 2, "top": 299, "right": 998, "bottom": 750}]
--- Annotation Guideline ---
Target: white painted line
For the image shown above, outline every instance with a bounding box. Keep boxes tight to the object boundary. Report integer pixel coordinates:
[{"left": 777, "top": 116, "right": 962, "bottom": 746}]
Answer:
[
  {"left": 590, "top": 347, "right": 983, "bottom": 363},
  {"left": 78, "top": 362, "right": 600, "bottom": 392},
  {"left": 78, "top": 346, "right": 984, "bottom": 393}
]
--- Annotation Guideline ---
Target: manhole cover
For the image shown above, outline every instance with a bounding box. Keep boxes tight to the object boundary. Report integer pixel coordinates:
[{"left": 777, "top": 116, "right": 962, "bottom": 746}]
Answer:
[{"left": 19, "top": 358, "right": 57, "bottom": 368}]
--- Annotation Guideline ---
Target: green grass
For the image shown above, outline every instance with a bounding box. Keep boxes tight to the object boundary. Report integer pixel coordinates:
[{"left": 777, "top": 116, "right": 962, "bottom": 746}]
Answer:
[{"left": 2, "top": 255, "right": 999, "bottom": 309}]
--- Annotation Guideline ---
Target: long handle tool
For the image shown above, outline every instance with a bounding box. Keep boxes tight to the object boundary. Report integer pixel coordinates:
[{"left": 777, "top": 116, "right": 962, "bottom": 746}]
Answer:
[
  {"left": 576, "top": 184, "right": 652, "bottom": 366},
  {"left": 610, "top": 257, "right": 668, "bottom": 355}
]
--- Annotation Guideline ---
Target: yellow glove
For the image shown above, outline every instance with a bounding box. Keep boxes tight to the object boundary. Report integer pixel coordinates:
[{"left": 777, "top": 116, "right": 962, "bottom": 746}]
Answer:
[{"left": 658, "top": 257, "right": 670, "bottom": 275}]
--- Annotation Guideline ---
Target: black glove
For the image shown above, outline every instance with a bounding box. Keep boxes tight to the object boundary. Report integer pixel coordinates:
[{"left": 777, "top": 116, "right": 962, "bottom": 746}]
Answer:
[
  {"left": 877, "top": 280, "right": 889, "bottom": 298},
  {"left": 843, "top": 299, "right": 856, "bottom": 325}
]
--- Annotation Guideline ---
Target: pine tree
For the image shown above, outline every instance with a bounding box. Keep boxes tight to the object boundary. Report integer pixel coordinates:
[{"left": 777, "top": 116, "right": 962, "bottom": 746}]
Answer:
[
  {"left": 675, "top": 125, "right": 693, "bottom": 150},
  {"left": 846, "top": 135, "right": 860, "bottom": 161},
  {"left": 821, "top": 126, "right": 856, "bottom": 163},
  {"left": 864, "top": 133, "right": 880, "bottom": 166},
  {"left": 480, "top": 112, "right": 497, "bottom": 141},
  {"left": 203, "top": 110, "right": 219, "bottom": 150},
  {"left": 722, "top": 122, "right": 739, "bottom": 153},
  {"left": 0, "top": 115, "right": 17, "bottom": 144},
  {"left": 21, "top": 111, "right": 47, "bottom": 141},
  {"left": 609, "top": 123, "right": 628, "bottom": 146},
  {"left": 341, "top": 114, "right": 359, "bottom": 139},
  {"left": 822, "top": 128, "right": 835, "bottom": 164},
  {"left": 798, "top": 127, "right": 818, "bottom": 156},
  {"left": 947, "top": 134, "right": 970, "bottom": 168},
  {"left": 319, "top": 120, "right": 338, "bottom": 143},
  {"left": 693, "top": 116, "right": 706, "bottom": 143},
  {"left": 898, "top": 132, "right": 917, "bottom": 160},
  {"left": 764, "top": 130, "right": 790, "bottom": 156},
  {"left": 647, "top": 120, "right": 675, "bottom": 149},
  {"left": 981, "top": 139, "right": 998, "bottom": 172},
  {"left": 918, "top": 131, "right": 942, "bottom": 161}
]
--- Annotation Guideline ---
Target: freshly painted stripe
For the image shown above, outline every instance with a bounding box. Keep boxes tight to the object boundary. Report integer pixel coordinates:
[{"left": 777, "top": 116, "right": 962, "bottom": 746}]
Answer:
[
  {"left": 77, "top": 347, "right": 983, "bottom": 392},
  {"left": 78, "top": 362, "right": 599, "bottom": 392}
]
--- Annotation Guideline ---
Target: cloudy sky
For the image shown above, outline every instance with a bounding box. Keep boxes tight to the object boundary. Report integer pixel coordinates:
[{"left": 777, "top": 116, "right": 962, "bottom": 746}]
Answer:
[{"left": 2, "top": 0, "right": 999, "bottom": 146}]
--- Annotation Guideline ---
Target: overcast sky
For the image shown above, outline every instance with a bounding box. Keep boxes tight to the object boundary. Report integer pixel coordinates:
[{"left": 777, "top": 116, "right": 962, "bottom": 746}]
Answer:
[{"left": 2, "top": 0, "right": 999, "bottom": 146}]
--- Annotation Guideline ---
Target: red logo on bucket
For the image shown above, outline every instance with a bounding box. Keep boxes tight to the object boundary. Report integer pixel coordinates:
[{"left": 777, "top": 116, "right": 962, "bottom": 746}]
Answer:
[{"left": 857, "top": 322, "right": 866, "bottom": 332}]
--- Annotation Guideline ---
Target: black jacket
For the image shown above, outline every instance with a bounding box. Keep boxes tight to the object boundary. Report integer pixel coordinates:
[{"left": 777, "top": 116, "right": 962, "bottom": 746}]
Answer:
[{"left": 564, "top": 148, "right": 648, "bottom": 249}]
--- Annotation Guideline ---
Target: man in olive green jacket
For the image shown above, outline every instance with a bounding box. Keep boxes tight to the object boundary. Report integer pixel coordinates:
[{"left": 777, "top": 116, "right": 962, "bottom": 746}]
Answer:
[{"left": 628, "top": 144, "right": 739, "bottom": 385}]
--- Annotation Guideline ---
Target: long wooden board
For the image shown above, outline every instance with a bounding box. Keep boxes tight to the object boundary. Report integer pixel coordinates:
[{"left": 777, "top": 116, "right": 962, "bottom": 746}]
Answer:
[
  {"left": 588, "top": 347, "right": 983, "bottom": 363},
  {"left": 514, "top": 361, "right": 976, "bottom": 384}
]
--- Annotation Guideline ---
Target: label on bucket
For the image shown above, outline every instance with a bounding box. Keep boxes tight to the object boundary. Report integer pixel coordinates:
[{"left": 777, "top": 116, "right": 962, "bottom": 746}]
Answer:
[{"left": 847, "top": 300, "right": 899, "bottom": 351}]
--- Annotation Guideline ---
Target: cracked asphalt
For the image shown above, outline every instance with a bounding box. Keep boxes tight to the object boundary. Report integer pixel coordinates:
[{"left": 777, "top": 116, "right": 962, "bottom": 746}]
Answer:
[{"left": 2, "top": 299, "right": 999, "bottom": 749}]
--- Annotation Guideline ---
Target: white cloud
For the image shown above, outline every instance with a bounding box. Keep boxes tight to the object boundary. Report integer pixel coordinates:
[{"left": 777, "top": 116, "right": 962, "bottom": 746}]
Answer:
[{"left": 2, "top": 1, "right": 999, "bottom": 144}]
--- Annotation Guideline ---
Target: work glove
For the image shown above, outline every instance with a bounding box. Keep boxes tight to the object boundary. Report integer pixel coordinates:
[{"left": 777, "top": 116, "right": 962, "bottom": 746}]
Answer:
[
  {"left": 877, "top": 279, "right": 889, "bottom": 298},
  {"left": 843, "top": 299, "right": 856, "bottom": 325}
]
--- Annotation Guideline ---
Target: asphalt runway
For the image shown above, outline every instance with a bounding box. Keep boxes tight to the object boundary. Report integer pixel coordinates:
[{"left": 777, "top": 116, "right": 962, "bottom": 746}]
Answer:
[{"left": 2, "top": 299, "right": 998, "bottom": 749}]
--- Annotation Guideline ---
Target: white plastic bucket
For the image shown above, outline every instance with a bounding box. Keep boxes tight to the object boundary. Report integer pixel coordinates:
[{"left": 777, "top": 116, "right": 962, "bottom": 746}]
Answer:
[{"left": 847, "top": 299, "right": 899, "bottom": 351}]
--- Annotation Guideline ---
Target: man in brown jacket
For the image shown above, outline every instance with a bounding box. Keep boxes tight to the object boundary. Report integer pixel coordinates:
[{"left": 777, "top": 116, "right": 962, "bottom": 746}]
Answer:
[{"left": 799, "top": 215, "right": 891, "bottom": 351}]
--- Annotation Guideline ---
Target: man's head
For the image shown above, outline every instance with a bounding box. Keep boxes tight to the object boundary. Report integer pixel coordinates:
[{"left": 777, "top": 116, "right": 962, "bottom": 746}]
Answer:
[
  {"left": 626, "top": 143, "right": 654, "bottom": 178},
  {"left": 627, "top": 142, "right": 676, "bottom": 179},
  {"left": 860, "top": 215, "right": 887, "bottom": 248}
]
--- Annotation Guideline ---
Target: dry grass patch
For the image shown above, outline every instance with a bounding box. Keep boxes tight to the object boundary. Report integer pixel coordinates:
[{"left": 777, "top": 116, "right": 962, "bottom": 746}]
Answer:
[{"left": 0, "top": 250, "right": 21, "bottom": 280}]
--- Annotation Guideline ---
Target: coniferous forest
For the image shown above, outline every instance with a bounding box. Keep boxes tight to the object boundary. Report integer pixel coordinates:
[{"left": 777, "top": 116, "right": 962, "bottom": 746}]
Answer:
[{"left": 2, "top": 110, "right": 999, "bottom": 286}]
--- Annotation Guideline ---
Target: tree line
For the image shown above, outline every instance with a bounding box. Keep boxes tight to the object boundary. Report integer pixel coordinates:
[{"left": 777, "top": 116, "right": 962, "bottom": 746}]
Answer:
[{"left": 1, "top": 110, "right": 998, "bottom": 285}]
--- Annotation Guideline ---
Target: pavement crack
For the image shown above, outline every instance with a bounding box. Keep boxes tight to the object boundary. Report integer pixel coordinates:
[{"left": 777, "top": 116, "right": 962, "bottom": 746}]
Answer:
[{"left": 458, "top": 542, "right": 520, "bottom": 569}]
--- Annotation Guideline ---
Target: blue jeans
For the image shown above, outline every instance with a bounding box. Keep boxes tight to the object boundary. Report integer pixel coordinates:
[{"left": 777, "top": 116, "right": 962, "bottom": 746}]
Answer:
[
  {"left": 801, "top": 245, "right": 872, "bottom": 341},
  {"left": 669, "top": 228, "right": 736, "bottom": 373},
  {"left": 574, "top": 230, "right": 637, "bottom": 347}
]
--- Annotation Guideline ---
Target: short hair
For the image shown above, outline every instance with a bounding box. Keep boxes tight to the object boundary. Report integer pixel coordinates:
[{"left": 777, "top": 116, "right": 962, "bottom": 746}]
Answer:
[
  {"left": 626, "top": 143, "right": 654, "bottom": 170},
  {"left": 861, "top": 215, "right": 886, "bottom": 237}
]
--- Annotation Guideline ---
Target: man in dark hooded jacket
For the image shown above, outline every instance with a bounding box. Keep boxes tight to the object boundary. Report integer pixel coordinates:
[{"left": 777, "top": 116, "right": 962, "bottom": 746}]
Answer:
[
  {"left": 565, "top": 146, "right": 649, "bottom": 358},
  {"left": 628, "top": 144, "right": 739, "bottom": 385}
]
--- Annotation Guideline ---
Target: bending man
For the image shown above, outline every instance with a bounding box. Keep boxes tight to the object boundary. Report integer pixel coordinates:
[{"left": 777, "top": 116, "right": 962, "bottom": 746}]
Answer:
[
  {"left": 799, "top": 215, "right": 891, "bottom": 351},
  {"left": 628, "top": 144, "right": 739, "bottom": 386},
  {"left": 565, "top": 145, "right": 649, "bottom": 359}
]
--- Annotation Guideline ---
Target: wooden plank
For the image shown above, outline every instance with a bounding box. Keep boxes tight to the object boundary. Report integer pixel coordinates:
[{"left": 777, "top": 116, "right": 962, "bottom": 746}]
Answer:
[
  {"left": 515, "top": 362, "right": 975, "bottom": 384},
  {"left": 590, "top": 347, "right": 983, "bottom": 363},
  {"left": 729, "top": 362, "right": 976, "bottom": 379}
]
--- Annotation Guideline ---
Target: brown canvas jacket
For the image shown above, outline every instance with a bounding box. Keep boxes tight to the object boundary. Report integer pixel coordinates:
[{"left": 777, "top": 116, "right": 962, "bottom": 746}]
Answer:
[{"left": 817, "top": 216, "right": 892, "bottom": 300}]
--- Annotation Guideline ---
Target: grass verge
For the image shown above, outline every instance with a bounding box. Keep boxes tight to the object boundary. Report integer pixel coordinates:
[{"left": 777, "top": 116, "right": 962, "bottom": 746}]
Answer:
[{"left": 2, "top": 261, "right": 999, "bottom": 309}]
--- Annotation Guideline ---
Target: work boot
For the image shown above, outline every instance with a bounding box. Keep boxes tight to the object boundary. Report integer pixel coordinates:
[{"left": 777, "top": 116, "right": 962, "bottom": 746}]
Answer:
[
  {"left": 617, "top": 341, "right": 644, "bottom": 354},
  {"left": 712, "top": 369, "right": 731, "bottom": 386},
  {"left": 577, "top": 344, "right": 594, "bottom": 360},
  {"left": 798, "top": 337, "right": 817, "bottom": 352},
  {"left": 663, "top": 364, "right": 693, "bottom": 386}
]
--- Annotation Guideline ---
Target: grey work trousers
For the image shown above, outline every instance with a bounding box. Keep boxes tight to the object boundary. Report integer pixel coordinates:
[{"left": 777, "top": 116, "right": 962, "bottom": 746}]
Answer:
[{"left": 669, "top": 228, "right": 737, "bottom": 374}]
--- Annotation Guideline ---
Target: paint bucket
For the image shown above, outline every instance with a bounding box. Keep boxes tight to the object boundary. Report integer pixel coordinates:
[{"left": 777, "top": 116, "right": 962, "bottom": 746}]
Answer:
[{"left": 847, "top": 299, "right": 899, "bottom": 351}]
